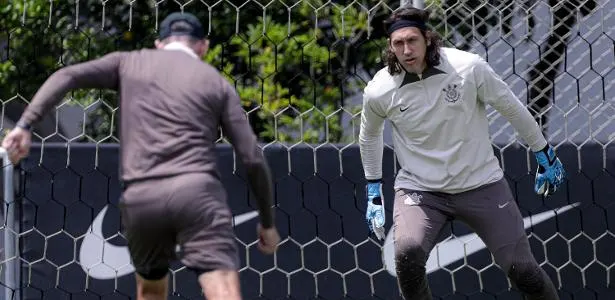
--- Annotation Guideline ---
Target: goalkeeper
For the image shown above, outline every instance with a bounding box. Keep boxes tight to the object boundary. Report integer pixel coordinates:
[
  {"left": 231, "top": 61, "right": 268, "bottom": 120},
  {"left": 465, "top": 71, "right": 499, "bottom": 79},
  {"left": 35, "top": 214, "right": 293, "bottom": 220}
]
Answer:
[
  {"left": 1, "top": 12, "right": 279, "bottom": 300},
  {"left": 359, "top": 6, "right": 565, "bottom": 300}
]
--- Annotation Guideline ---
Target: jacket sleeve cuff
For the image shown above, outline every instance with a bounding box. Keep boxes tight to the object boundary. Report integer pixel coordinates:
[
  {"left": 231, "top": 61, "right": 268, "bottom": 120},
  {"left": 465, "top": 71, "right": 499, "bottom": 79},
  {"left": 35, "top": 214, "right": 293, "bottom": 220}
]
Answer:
[{"left": 16, "top": 119, "right": 32, "bottom": 131}]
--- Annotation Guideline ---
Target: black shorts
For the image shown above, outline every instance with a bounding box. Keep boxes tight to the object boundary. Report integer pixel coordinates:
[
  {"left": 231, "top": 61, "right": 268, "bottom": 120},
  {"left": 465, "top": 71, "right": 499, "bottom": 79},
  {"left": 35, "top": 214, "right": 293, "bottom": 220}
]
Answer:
[
  {"left": 119, "top": 172, "right": 239, "bottom": 280},
  {"left": 393, "top": 178, "right": 529, "bottom": 273}
]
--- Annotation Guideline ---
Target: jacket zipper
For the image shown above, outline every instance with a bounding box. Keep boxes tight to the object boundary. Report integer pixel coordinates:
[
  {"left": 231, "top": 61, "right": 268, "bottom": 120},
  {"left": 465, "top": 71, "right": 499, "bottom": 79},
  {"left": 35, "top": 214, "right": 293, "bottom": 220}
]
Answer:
[{"left": 417, "top": 73, "right": 429, "bottom": 104}]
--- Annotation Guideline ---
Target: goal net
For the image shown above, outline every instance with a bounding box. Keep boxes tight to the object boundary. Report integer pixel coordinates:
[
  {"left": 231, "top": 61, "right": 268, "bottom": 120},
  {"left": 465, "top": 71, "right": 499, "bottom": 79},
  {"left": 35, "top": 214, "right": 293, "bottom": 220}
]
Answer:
[{"left": 0, "top": 0, "right": 613, "bottom": 299}]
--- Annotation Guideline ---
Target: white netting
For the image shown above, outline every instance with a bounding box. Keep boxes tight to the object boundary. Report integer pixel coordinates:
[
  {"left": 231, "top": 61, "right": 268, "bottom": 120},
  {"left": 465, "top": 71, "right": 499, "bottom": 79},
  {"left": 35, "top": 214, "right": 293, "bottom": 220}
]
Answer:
[{"left": 0, "top": 0, "right": 613, "bottom": 299}]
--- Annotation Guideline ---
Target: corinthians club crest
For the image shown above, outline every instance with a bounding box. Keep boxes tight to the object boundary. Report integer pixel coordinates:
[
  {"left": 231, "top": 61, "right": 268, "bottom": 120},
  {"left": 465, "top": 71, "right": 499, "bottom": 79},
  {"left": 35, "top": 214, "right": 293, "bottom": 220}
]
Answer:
[{"left": 443, "top": 83, "right": 461, "bottom": 103}]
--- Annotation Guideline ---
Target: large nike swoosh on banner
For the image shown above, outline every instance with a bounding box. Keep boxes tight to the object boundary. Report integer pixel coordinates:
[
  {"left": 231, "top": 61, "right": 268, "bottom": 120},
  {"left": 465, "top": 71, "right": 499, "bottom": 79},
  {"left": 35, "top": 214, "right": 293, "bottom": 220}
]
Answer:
[
  {"left": 79, "top": 206, "right": 260, "bottom": 280},
  {"left": 382, "top": 202, "right": 580, "bottom": 276}
]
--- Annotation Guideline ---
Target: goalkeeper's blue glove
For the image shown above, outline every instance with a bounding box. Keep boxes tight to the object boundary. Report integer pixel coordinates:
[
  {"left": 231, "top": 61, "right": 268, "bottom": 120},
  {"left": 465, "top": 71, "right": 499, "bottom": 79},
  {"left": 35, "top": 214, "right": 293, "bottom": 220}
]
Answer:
[
  {"left": 365, "top": 180, "right": 385, "bottom": 240},
  {"left": 534, "top": 145, "right": 566, "bottom": 197}
]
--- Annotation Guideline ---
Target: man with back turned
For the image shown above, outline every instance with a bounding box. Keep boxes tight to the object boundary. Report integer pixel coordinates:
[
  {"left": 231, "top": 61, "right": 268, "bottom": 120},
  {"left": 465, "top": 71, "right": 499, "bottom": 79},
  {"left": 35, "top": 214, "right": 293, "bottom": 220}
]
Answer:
[{"left": 2, "top": 11, "right": 279, "bottom": 300}]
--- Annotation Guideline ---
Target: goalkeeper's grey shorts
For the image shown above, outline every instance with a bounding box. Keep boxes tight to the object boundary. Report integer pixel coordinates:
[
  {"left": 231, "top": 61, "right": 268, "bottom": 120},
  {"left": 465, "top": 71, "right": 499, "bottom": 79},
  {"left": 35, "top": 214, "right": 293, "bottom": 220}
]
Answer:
[
  {"left": 118, "top": 172, "right": 240, "bottom": 280},
  {"left": 392, "top": 178, "right": 530, "bottom": 273}
]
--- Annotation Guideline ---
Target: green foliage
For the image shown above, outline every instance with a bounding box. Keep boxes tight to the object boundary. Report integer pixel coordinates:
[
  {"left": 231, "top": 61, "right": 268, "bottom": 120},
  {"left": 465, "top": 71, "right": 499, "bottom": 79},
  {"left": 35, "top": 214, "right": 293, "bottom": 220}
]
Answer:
[
  {"left": 2, "top": 0, "right": 589, "bottom": 145},
  {"left": 1, "top": 0, "right": 388, "bottom": 145},
  {"left": 205, "top": 15, "right": 341, "bottom": 143}
]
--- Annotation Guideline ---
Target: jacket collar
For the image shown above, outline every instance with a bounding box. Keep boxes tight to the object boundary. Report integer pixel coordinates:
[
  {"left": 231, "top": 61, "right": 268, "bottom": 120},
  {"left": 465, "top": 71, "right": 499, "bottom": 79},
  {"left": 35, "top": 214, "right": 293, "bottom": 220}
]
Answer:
[
  {"left": 162, "top": 42, "right": 199, "bottom": 59},
  {"left": 400, "top": 66, "right": 446, "bottom": 87}
]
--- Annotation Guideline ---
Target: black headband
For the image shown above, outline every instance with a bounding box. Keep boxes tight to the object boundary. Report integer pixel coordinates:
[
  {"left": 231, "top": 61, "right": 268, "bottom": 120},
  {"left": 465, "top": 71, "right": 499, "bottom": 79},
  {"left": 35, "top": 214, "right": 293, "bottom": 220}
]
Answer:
[{"left": 387, "top": 19, "right": 427, "bottom": 35}]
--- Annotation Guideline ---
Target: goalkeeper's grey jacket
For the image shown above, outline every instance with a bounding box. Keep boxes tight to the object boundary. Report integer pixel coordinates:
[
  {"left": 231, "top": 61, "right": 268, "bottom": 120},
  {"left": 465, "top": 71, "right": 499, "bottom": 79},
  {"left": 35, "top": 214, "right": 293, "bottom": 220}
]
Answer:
[{"left": 359, "top": 47, "right": 547, "bottom": 194}]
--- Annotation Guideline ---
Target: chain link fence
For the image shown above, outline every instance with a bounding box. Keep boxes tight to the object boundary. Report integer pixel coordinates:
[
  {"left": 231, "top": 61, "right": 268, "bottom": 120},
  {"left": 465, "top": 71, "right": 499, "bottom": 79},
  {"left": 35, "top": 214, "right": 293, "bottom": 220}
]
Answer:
[{"left": 0, "top": 0, "right": 613, "bottom": 299}]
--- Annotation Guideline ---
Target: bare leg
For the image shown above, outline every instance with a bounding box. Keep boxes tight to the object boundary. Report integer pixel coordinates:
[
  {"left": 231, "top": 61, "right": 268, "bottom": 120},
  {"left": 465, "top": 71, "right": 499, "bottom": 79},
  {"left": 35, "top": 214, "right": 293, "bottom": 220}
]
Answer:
[
  {"left": 135, "top": 273, "right": 168, "bottom": 300},
  {"left": 198, "top": 269, "right": 242, "bottom": 300}
]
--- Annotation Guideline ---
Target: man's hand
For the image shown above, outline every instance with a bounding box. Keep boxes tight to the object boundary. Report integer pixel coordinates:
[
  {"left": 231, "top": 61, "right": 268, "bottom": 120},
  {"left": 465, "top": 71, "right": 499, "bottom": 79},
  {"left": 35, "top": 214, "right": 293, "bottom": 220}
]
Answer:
[
  {"left": 365, "top": 180, "right": 385, "bottom": 240},
  {"left": 1, "top": 126, "right": 32, "bottom": 165},
  {"left": 257, "top": 223, "right": 280, "bottom": 255},
  {"left": 534, "top": 145, "right": 566, "bottom": 197}
]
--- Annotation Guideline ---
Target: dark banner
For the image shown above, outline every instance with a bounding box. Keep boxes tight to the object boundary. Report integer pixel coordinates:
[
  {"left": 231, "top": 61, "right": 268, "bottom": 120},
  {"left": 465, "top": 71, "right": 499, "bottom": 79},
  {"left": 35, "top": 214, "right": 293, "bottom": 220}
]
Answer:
[{"left": 4, "top": 143, "right": 615, "bottom": 299}]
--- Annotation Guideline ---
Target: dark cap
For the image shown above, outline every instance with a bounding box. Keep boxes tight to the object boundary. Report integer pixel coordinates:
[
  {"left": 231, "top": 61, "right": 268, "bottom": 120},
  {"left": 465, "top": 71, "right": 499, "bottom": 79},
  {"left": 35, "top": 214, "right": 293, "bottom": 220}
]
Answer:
[{"left": 159, "top": 12, "right": 205, "bottom": 40}]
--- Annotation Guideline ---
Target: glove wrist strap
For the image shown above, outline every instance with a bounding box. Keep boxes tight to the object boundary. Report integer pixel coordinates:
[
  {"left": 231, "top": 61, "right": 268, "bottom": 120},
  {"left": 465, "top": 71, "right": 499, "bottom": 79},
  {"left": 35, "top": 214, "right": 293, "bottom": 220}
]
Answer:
[{"left": 535, "top": 144, "right": 556, "bottom": 168}]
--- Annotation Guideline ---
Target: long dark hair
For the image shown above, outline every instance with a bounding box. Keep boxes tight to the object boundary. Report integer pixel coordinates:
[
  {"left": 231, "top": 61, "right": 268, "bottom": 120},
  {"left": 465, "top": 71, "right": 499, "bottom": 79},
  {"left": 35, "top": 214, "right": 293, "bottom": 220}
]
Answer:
[{"left": 382, "top": 7, "right": 443, "bottom": 75}]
